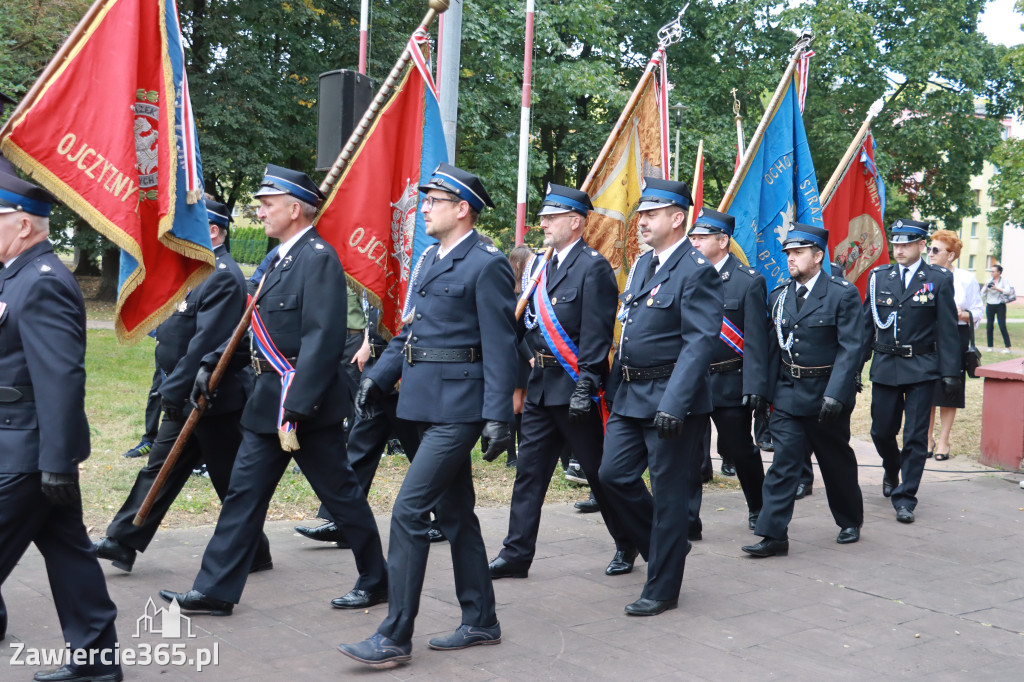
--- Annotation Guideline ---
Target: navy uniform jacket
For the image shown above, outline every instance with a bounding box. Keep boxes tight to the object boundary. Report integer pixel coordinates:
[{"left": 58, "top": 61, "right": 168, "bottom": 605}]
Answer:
[
  {"left": 0, "top": 240, "right": 90, "bottom": 474},
  {"left": 607, "top": 245, "right": 724, "bottom": 419},
  {"left": 156, "top": 244, "right": 247, "bottom": 416},
  {"left": 370, "top": 230, "right": 517, "bottom": 424},
  {"left": 767, "top": 275, "right": 864, "bottom": 416},
  {"left": 709, "top": 254, "right": 769, "bottom": 407},
  {"left": 210, "top": 228, "right": 349, "bottom": 434},
  {"left": 862, "top": 262, "right": 960, "bottom": 386},
  {"left": 524, "top": 241, "right": 617, "bottom": 405}
]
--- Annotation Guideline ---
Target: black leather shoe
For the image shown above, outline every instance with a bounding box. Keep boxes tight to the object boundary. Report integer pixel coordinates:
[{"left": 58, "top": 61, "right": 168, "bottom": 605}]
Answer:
[
  {"left": 836, "top": 527, "right": 860, "bottom": 544},
  {"left": 428, "top": 527, "right": 447, "bottom": 543},
  {"left": 428, "top": 622, "right": 501, "bottom": 650},
  {"left": 295, "top": 521, "right": 344, "bottom": 543},
  {"left": 338, "top": 632, "right": 411, "bottom": 668},
  {"left": 332, "top": 588, "right": 387, "bottom": 609},
  {"left": 882, "top": 475, "right": 898, "bottom": 498},
  {"left": 575, "top": 493, "right": 600, "bottom": 513},
  {"left": 488, "top": 556, "right": 529, "bottom": 579},
  {"left": 720, "top": 460, "right": 737, "bottom": 476},
  {"left": 742, "top": 537, "right": 789, "bottom": 557},
  {"left": 748, "top": 511, "right": 759, "bottom": 531},
  {"left": 249, "top": 554, "right": 274, "bottom": 573},
  {"left": 688, "top": 518, "right": 702, "bottom": 541},
  {"left": 896, "top": 507, "right": 915, "bottom": 524},
  {"left": 794, "top": 482, "right": 812, "bottom": 500},
  {"left": 605, "top": 548, "right": 639, "bottom": 576},
  {"left": 158, "top": 589, "right": 233, "bottom": 616},
  {"left": 757, "top": 440, "right": 775, "bottom": 452},
  {"left": 94, "top": 537, "right": 136, "bottom": 573},
  {"left": 33, "top": 665, "right": 123, "bottom": 681},
  {"left": 624, "top": 597, "right": 678, "bottom": 616}
]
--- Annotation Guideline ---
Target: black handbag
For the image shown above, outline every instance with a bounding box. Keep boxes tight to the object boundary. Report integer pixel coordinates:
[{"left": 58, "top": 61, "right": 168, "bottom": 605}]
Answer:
[{"left": 965, "top": 311, "right": 982, "bottom": 379}]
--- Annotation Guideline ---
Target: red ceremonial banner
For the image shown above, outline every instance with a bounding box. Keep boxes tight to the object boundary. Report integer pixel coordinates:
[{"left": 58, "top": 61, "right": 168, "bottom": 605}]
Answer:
[
  {"left": 823, "top": 132, "right": 888, "bottom": 298},
  {"left": 1, "top": 0, "right": 213, "bottom": 341}
]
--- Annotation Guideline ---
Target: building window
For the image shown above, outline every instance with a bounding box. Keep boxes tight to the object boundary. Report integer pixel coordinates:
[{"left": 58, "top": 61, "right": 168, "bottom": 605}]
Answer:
[
  {"left": 971, "top": 221, "right": 978, "bottom": 238},
  {"left": 974, "top": 189, "right": 982, "bottom": 205},
  {"left": 969, "top": 255, "right": 976, "bottom": 270}
]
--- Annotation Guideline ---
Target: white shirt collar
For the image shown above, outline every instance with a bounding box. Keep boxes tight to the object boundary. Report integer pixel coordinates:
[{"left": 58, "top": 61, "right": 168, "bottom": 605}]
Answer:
[
  {"left": 555, "top": 239, "right": 581, "bottom": 267},
  {"left": 437, "top": 229, "right": 475, "bottom": 260},
  {"left": 900, "top": 258, "right": 922, "bottom": 282},
  {"left": 712, "top": 252, "right": 729, "bottom": 272},
  {"left": 276, "top": 225, "right": 315, "bottom": 262},
  {"left": 652, "top": 238, "right": 687, "bottom": 272},
  {"left": 2, "top": 254, "right": 18, "bottom": 269},
  {"left": 798, "top": 269, "right": 822, "bottom": 295}
]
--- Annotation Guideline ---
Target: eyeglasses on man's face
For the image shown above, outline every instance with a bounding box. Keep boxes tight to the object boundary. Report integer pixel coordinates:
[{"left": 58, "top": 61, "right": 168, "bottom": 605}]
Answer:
[{"left": 421, "top": 195, "right": 460, "bottom": 211}]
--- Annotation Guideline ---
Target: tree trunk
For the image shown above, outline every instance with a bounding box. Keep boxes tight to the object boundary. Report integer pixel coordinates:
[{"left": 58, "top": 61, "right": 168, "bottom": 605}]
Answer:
[{"left": 95, "top": 245, "right": 120, "bottom": 301}]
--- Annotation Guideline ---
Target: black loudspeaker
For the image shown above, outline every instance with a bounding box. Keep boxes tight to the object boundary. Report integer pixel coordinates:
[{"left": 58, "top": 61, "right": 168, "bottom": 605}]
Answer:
[{"left": 316, "top": 70, "right": 373, "bottom": 171}]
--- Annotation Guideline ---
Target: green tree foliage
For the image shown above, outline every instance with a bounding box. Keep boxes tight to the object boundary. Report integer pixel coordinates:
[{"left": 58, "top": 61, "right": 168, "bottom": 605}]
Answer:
[{"left": 988, "top": 137, "right": 1024, "bottom": 260}]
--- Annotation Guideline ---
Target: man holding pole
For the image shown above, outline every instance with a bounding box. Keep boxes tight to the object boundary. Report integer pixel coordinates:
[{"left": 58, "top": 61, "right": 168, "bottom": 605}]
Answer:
[
  {"left": 94, "top": 200, "right": 272, "bottom": 575},
  {"left": 687, "top": 208, "right": 769, "bottom": 532},
  {"left": 159, "top": 165, "right": 387, "bottom": 615},
  {"left": 488, "top": 184, "right": 636, "bottom": 580},
  {"left": 340, "top": 163, "right": 517, "bottom": 667},
  {"left": 598, "top": 178, "right": 724, "bottom": 616}
]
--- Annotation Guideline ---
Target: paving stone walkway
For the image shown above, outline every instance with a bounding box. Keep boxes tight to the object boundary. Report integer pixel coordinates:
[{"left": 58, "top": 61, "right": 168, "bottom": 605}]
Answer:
[{"left": 4, "top": 439, "right": 1024, "bottom": 680}]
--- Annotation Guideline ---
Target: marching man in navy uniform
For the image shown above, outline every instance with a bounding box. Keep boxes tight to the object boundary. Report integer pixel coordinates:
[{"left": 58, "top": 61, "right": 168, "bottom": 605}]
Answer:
[
  {"left": 863, "top": 219, "right": 959, "bottom": 523},
  {"left": 743, "top": 224, "right": 865, "bottom": 558},
  {"left": 687, "top": 208, "right": 769, "bottom": 532},
  {"left": 340, "top": 164, "right": 517, "bottom": 668},
  {"left": 95, "top": 199, "right": 272, "bottom": 574},
  {"left": 160, "top": 165, "right": 387, "bottom": 614},
  {"left": 598, "top": 178, "right": 724, "bottom": 616},
  {"left": 488, "top": 184, "right": 636, "bottom": 580},
  {"left": 0, "top": 173, "right": 123, "bottom": 681}
]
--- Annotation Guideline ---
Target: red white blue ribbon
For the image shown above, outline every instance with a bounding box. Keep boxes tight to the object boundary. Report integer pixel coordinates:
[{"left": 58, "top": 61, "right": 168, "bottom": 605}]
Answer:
[
  {"left": 532, "top": 267, "right": 581, "bottom": 382},
  {"left": 720, "top": 316, "right": 744, "bottom": 355},
  {"left": 251, "top": 306, "right": 297, "bottom": 434}
]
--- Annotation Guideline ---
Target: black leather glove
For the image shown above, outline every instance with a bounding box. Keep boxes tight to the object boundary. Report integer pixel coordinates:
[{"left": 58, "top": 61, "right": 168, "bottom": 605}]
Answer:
[
  {"left": 161, "top": 397, "right": 184, "bottom": 423},
  {"left": 855, "top": 374, "right": 864, "bottom": 394},
  {"left": 568, "top": 376, "right": 595, "bottom": 424},
  {"left": 355, "top": 377, "right": 384, "bottom": 420},
  {"left": 654, "top": 410, "right": 685, "bottom": 439},
  {"left": 941, "top": 376, "right": 960, "bottom": 401},
  {"left": 41, "top": 471, "right": 81, "bottom": 506},
  {"left": 190, "top": 361, "right": 217, "bottom": 409},
  {"left": 282, "top": 409, "right": 309, "bottom": 424},
  {"left": 742, "top": 394, "right": 770, "bottom": 423},
  {"left": 818, "top": 396, "right": 845, "bottom": 424},
  {"left": 481, "top": 420, "right": 513, "bottom": 462}
]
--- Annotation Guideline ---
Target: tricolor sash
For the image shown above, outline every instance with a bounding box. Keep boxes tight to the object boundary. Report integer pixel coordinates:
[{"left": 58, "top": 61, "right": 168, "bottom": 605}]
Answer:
[
  {"left": 532, "top": 267, "right": 581, "bottom": 381},
  {"left": 720, "top": 317, "right": 744, "bottom": 355},
  {"left": 250, "top": 305, "right": 297, "bottom": 436}
]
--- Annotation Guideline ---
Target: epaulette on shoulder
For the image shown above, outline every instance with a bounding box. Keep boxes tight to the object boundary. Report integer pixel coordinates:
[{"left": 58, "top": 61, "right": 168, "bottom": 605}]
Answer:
[
  {"left": 307, "top": 236, "right": 331, "bottom": 255},
  {"left": 871, "top": 263, "right": 891, "bottom": 273},
  {"left": 736, "top": 265, "right": 759, "bottom": 279},
  {"left": 831, "top": 275, "right": 851, "bottom": 286},
  {"left": 771, "top": 279, "right": 790, "bottom": 292},
  {"left": 34, "top": 259, "right": 57, "bottom": 276},
  {"left": 926, "top": 263, "right": 950, "bottom": 274},
  {"left": 689, "top": 249, "right": 709, "bottom": 266},
  {"left": 586, "top": 248, "right": 601, "bottom": 258},
  {"left": 475, "top": 242, "right": 501, "bottom": 256}
]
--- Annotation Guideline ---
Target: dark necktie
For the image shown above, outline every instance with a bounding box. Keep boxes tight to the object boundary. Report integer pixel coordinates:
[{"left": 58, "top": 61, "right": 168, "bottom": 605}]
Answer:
[
  {"left": 902, "top": 267, "right": 911, "bottom": 293},
  {"left": 264, "top": 254, "right": 281, "bottom": 280},
  {"left": 643, "top": 255, "right": 660, "bottom": 288},
  {"left": 796, "top": 284, "right": 808, "bottom": 311},
  {"left": 548, "top": 254, "right": 559, "bottom": 275}
]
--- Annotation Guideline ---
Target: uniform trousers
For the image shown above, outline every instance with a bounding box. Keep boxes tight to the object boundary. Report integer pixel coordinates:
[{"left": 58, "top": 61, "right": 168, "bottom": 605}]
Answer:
[
  {"left": 600, "top": 413, "right": 709, "bottom": 602},
  {"left": 317, "top": 394, "right": 420, "bottom": 522},
  {"left": 378, "top": 421, "right": 495, "bottom": 643},
  {"left": 194, "top": 423, "right": 386, "bottom": 603},
  {"left": 871, "top": 380, "right": 935, "bottom": 510},
  {"left": 754, "top": 408, "right": 863, "bottom": 539},
  {"left": 143, "top": 363, "right": 164, "bottom": 443},
  {"left": 0, "top": 473, "right": 120, "bottom": 675},
  {"left": 499, "top": 403, "right": 632, "bottom": 566},
  {"left": 106, "top": 410, "right": 268, "bottom": 561},
  {"left": 711, "top": 406, "right": 764, "bottom": 513}
]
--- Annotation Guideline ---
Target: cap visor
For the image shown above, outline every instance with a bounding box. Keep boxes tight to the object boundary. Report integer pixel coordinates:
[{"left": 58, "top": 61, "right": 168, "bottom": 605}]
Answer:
[
  {"left": 636, "top": 200, "right": 674, "bottom": 212},
  {"left": 254, "top": 187, "right": 287, "bottom": 198},
  {"left": 537, "top": 205, "right": 574, "bottom": 216}
]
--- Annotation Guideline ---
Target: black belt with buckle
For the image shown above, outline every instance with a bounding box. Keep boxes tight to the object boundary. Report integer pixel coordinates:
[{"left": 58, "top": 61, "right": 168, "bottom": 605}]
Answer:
[
  {"left": 535, "top": 353, "right": 562, "bottom": 368},
  {"left": 404, "top": 345, "right": 481, "bottom": 365},
  {"left": 369, "top": 343, "right": 387, "bottom": 358},
  {"left": 782, "top": 361, "right": 833, "bottom": 379},
  {"left": 873, "top": 341, "right": 936, "bottom": 358},
  {"left": 251, "top": 356, "right": 298, "bottom": 375},
  {"left": 0, "top": 386, "right": 34, "bottom": 403},
  {"left": 621, "top": 363, "right": 676, "bottom": 382},
  {"left": 709, "top": 358, "right": 743, "bottom": 374}
]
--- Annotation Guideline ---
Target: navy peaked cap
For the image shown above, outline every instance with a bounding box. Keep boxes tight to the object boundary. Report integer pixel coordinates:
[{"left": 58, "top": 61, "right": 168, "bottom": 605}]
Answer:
[
  {"left": 254, "top": 164, "right": 325, "bottom": 206},
  {"left": 0, "top": 172, "right": 55, "bottom": 217},
  {"left": 418, "top": 163, "right": 494, "bottom": 211}
]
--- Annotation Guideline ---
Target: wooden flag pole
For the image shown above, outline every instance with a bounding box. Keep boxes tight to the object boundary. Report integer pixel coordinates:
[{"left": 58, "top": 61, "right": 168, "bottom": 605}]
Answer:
[
  {"left": 134, "top": 0, "right": 451, "bottom": 527},
  {"left": 717, "top": 34, "right": 813, "bottom": 213},
  {"left": 515, "top": 247, "right": 554, "bottom": 320},
  {"left": 686, "top": 139, "right": 703, "bottom": 231},
  {"left": 819, "top": 99, "right": 884, "bottom": 208}
]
